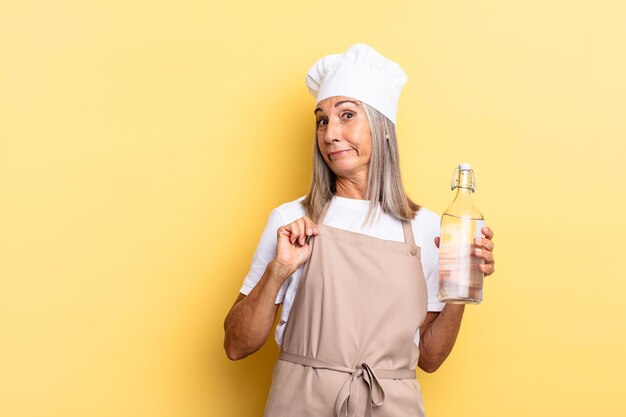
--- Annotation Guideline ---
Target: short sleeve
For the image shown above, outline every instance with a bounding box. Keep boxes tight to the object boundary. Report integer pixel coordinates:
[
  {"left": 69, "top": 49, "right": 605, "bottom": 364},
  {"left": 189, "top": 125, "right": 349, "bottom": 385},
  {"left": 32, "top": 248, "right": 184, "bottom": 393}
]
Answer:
[
  {"left": 426, "top": 248, "right": 444, "bottom": 312},
  {"left": 240, "top": 209, "right": 289, "bottom": 304},
  {"left": 412, "top": 208, "right": 445, "bottom": 313}
]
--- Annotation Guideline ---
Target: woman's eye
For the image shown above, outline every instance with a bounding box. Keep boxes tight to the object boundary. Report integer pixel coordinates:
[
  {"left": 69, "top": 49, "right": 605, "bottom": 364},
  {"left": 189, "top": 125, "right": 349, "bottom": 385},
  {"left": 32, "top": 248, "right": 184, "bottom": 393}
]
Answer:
[
  {"left": 317, "top": 119, "right": 328, "bottom": 127},
  {"left": 342, "top": 112, "right": 355, "bottom": 120}
]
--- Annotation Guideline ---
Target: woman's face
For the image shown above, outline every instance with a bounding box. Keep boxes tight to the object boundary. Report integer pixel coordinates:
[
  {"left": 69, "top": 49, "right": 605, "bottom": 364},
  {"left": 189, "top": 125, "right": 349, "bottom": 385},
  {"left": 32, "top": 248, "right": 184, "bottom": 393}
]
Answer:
[{"left": 315, "top": 96, "right": 372, "bottom": 180}]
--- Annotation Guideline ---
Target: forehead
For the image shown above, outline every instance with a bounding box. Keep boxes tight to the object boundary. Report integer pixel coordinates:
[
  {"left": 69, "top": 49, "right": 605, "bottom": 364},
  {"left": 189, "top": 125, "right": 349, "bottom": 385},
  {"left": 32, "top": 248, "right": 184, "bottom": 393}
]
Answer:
[{"left": 314, "top": 96, "right": 362, "bottom": 114}]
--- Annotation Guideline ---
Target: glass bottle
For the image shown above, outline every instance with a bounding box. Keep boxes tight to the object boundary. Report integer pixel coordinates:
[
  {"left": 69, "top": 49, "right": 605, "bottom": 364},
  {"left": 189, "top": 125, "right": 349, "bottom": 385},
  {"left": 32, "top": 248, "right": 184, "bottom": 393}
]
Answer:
[{"left": 438, "top": 163, "right": 485, "bottom": 304}]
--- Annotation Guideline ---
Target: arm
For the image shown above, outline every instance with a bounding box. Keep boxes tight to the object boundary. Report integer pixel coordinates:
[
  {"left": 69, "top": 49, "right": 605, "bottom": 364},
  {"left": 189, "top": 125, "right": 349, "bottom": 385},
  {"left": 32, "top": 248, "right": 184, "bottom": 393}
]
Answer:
[
  {"left": 223, "top": 216, "right": 318, "bottom": 361},
  {"left": 223, "top": 261, "right": 288, "bottom": 360},
  {"left": 417, "top": 306, "right": 465, "bottom": 373},
  {"left": 418, "top": 226, "right": 496, "bottom": 373}
]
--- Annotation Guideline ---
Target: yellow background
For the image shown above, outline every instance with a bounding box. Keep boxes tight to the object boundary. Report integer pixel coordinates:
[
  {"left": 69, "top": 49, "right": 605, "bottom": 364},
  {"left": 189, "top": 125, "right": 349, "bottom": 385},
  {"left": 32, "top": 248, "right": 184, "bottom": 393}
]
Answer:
[{"left": 1, "top": 1, "right": 625, "bottom": 416}]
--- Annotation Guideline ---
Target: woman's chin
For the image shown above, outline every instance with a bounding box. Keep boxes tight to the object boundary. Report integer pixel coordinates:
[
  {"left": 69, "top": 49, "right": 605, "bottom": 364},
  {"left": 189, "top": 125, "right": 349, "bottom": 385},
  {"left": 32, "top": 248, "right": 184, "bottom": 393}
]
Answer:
[{"left": 330, "top": 163, "right": 368, "bottom": 178}]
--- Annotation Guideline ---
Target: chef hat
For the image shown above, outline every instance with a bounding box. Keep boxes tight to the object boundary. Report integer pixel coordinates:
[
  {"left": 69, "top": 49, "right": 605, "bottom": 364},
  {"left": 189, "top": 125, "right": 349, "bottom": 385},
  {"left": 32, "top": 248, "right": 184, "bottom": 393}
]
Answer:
[{"left": 305, "top": 44, "right": 407, "bottom": 125}]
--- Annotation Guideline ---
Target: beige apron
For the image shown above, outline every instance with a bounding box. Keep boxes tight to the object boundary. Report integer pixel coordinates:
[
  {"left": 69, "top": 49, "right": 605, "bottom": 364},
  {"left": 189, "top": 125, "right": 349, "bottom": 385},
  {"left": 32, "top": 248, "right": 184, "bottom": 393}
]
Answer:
[{"left": 264, "top": 202, "right": 428, "bottom": 417}]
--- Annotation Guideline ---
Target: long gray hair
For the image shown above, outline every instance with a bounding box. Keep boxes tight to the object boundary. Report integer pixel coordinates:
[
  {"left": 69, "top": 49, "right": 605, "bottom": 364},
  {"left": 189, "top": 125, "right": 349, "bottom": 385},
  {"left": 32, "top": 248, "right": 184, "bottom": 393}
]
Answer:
[{"left": 302, "top": 102, "right": 420, "bottom": 223}]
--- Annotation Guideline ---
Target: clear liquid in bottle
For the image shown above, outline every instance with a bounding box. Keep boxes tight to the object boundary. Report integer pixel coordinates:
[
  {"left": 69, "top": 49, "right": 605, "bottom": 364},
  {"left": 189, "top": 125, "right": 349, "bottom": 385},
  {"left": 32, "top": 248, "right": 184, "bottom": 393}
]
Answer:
[{"left": 438, "top": 164, "right": 485, "bottom": 304}]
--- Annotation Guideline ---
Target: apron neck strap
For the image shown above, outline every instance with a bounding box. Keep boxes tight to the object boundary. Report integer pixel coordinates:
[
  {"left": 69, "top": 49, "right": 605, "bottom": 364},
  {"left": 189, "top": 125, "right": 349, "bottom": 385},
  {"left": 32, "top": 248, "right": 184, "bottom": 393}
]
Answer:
[
  {"left": 401, "top": 220, "right": 416, "bottom": 246},
  {"left": 319, "top": 197, "right": 416, "bottom": 246}
]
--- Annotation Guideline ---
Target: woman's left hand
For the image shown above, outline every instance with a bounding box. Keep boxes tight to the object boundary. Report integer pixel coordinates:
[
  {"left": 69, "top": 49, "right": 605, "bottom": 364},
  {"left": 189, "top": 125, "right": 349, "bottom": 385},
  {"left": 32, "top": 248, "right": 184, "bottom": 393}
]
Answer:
[{"left": 434, "top": 226, "right": 495, "bottom": 276}]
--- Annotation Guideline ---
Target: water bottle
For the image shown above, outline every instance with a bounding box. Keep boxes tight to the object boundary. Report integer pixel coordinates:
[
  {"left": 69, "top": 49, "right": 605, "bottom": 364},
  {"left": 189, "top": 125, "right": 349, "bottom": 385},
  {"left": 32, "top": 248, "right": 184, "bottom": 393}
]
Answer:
[{"left": 438, "top": 163, "right": 485, "bottom": 304}]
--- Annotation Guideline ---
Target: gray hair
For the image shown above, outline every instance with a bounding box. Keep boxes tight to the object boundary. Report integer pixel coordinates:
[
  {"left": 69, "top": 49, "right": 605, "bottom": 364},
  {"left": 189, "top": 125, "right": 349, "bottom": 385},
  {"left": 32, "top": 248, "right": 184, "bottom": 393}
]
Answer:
[{"left": 302, "top": 102, "right": 420, "bottom": 223}]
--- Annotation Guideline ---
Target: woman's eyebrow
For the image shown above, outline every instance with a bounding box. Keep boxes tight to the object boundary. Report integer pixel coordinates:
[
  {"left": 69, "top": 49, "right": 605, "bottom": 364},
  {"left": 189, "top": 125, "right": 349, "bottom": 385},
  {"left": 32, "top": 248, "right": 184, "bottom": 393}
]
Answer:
[
  {"left": 314, "top": 100, "right": 359, "bottom": 115},
  {"left": 335, "top": 100, "right": 359, "bottom": 108}
]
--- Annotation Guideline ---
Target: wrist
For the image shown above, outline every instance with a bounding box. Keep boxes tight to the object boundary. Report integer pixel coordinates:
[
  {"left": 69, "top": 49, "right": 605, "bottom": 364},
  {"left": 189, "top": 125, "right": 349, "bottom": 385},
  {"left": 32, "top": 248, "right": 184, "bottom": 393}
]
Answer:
[
  {"left": 268, "top": 259, "right": 292, "bottom": 285},
  {"left": 442, "top": 303, "right": 466, "bottom": 316}
]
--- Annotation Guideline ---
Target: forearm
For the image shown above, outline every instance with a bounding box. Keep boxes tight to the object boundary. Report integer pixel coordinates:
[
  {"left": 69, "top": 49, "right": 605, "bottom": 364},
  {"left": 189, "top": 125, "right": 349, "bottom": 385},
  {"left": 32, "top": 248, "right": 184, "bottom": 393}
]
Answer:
[
  {"left": 223, "top": 260, "right": 288, "bottom": 360},
  {"left": 418, "top": 304, "right": 465, "bottom": 372}
]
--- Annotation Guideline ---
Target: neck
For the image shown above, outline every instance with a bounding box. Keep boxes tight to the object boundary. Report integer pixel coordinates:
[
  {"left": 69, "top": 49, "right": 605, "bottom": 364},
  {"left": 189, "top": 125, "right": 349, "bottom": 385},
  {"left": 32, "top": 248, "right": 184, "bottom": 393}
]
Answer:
[{"left": 335, "top": 177, "right": 367, "bottom": 200}]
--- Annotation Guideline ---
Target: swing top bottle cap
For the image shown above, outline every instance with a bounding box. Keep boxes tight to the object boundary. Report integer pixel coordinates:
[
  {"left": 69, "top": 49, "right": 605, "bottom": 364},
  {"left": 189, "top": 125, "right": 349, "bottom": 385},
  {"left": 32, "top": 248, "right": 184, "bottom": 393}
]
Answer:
[{"left": 459, "top": 163, "right": 472, "bottom": 171}]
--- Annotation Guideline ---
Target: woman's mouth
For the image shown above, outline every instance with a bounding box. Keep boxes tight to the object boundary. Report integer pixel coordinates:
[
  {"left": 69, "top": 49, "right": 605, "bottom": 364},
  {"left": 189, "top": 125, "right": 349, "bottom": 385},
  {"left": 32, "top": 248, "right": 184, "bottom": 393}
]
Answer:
[{"left": 328, "top": 150, "right": 352, "bottom": 160}]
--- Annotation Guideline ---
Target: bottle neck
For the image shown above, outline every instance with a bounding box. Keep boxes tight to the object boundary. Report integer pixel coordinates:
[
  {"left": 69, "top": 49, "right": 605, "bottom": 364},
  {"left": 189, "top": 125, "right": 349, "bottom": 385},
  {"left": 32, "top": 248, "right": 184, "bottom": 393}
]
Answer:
[
  {"left": 445, "top": 168, "right": 483, "bottom": 219},
  {"left": 453, "top": 186, "right": 473, "bottom": 199},
  {"left": 453, "top": 169, "right": 475, "bottom": 193}
]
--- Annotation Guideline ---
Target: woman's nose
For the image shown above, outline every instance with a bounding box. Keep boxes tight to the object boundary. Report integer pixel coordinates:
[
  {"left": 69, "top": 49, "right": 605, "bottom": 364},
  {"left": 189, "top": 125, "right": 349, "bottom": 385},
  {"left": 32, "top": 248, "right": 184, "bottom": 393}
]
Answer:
[{"left": 323, "top": 120, "right": 341, "bottom": 143}]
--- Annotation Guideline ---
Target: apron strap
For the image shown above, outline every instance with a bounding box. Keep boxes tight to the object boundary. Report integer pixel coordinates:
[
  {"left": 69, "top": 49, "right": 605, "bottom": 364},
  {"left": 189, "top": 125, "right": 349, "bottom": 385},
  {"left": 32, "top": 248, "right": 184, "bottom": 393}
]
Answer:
[
  {"left": 280, "top": 351, "right": 415, "bottom": 417},
  {"left": 401, "top": 220, "right": 416, "bottom": 246},
  {"left": 319, "top": 198, "right": 417, "bottom": 247}
]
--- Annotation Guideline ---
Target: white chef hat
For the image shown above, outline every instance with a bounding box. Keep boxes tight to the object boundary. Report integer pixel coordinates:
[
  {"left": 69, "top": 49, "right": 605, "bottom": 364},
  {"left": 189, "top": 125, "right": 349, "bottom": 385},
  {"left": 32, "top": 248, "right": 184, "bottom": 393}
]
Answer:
[{"left": 305, "top": 44, "right": 407, "bottom": 125}]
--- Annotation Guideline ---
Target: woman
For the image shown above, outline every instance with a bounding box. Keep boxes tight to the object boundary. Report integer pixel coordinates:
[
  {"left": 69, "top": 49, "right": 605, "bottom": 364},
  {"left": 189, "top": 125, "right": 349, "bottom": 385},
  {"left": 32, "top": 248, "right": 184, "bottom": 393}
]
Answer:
[{"left": 224, "top": 44, "right": 495, "bottom": 417}]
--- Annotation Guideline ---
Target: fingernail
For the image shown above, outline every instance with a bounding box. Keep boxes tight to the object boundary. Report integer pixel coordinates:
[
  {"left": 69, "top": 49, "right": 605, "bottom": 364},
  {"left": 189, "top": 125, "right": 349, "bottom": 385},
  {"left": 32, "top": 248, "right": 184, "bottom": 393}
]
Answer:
[
  {"left": 307, "top": 228, "right": 312, "bottom": 235},
  {"left": 475, "top": 237, "right": 482, "bottom": 244},
  {"left": 475, "top": 248, "right": 482, "bottom": 255}
]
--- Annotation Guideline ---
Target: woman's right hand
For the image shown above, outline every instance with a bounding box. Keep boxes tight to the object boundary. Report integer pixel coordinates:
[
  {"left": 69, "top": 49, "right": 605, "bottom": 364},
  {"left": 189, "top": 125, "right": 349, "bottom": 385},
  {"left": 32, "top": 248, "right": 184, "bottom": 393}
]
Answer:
[{"left": 274, "top": 216, "right": 319, "bottom": 281}]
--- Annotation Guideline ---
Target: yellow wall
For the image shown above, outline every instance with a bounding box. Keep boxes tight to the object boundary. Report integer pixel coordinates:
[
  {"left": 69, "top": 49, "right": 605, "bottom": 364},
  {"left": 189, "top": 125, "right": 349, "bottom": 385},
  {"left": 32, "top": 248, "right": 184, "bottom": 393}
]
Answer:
[{"left": 1, "top": 1, "right": 625, "bottom": 416}]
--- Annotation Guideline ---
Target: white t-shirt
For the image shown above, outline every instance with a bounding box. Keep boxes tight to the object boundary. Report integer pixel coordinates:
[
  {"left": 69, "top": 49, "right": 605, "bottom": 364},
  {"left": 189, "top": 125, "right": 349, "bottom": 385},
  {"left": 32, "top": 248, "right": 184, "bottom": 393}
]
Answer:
[{"left": 240, "top": 196, "right": 445, "bottom": 348}]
